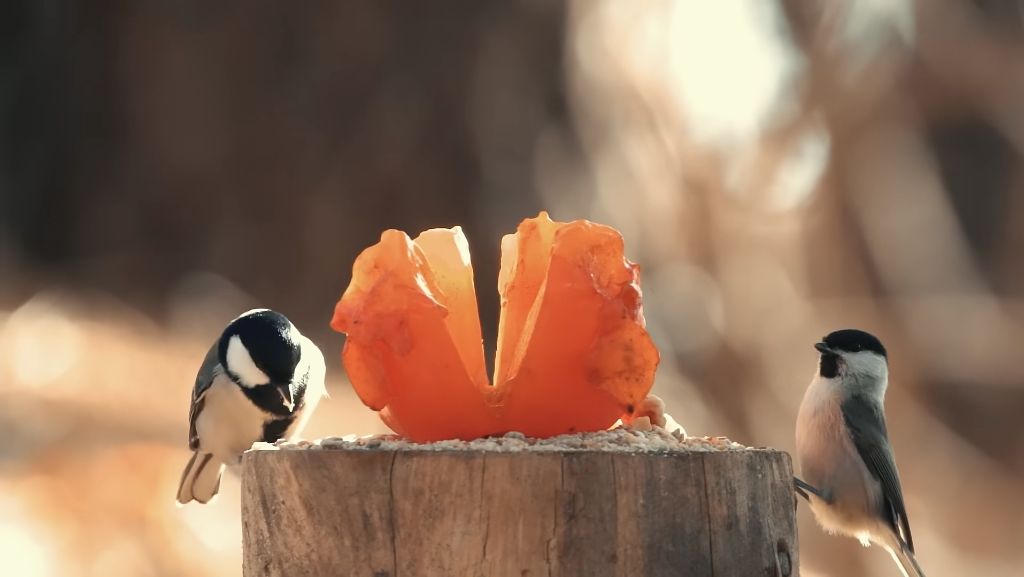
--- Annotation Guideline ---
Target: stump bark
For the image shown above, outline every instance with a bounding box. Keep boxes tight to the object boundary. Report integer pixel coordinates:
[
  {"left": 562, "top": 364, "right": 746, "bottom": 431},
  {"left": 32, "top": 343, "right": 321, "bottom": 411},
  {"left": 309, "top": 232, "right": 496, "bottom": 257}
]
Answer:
[{"left": 241, "top": 448, "right": 797, "bottom": 577}]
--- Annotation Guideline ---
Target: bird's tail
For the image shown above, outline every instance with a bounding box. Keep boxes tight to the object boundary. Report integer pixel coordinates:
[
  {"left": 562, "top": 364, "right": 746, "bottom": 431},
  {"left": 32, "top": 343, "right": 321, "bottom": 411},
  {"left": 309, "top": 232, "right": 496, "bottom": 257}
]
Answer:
[
  {"left": 176, "top": 451, "right": 225, "bottom": 505},
  {"left": 885, "top": 533, "right": 926, "bottom": 577}
]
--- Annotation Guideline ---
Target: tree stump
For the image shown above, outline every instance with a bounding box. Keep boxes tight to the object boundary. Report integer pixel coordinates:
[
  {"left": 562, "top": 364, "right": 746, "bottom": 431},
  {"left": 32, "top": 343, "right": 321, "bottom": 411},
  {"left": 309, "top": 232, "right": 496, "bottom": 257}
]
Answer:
[{"left": 241, "top": 441, "right": 798, "bottom": 577}]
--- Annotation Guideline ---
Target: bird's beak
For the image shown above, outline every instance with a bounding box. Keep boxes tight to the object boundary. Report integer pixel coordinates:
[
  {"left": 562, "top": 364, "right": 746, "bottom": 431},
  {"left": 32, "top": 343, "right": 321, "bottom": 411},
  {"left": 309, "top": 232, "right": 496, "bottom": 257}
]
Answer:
[
  {"left": 814, "top": 342, "right": 832, "bottom": 354},
  {"left": 277, "top": 383, "right": 295, "bottom": 411}
]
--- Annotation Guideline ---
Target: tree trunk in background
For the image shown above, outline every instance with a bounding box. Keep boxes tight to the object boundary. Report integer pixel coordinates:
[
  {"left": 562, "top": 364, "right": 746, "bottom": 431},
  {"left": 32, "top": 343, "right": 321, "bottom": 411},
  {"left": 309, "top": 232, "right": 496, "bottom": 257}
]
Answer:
[{"left": 0, "top": 0, "right": 577, "bottom": 360}]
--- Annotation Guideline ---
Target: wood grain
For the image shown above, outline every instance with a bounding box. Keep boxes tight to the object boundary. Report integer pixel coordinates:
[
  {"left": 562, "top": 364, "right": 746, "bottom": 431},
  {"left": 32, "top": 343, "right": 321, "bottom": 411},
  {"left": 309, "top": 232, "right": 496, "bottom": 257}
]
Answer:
[{"left": 241, "top": 448, "right": 797, "bottom": 577}]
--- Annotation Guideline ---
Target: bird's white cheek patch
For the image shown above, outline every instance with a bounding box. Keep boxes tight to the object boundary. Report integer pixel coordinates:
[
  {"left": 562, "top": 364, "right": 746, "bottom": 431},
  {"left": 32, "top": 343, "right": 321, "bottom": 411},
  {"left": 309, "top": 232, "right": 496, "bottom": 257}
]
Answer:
[{"left": 226, "top": 335, "right": 270, "bottom": 387}]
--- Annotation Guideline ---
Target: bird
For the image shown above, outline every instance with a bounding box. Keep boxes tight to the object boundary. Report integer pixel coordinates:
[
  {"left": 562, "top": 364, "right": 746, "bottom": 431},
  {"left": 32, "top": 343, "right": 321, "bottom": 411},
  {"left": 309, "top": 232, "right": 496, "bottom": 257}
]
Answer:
[
  {"left": 176, "top": 308, "right": 326, "bottom": 504},
  {"left": 794, "top": 328, "right": 925, "bottom": 577}
]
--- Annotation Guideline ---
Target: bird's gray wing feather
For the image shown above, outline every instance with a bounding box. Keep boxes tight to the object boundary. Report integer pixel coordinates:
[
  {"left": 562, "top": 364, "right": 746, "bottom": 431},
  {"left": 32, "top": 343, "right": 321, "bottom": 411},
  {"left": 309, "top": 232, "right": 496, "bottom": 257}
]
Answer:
[
  {"left": 188, "top": 343, "right": 221, "bottom": 450},
  {"left": 841, "top": 393, "right": 914, "bottom": 552}
]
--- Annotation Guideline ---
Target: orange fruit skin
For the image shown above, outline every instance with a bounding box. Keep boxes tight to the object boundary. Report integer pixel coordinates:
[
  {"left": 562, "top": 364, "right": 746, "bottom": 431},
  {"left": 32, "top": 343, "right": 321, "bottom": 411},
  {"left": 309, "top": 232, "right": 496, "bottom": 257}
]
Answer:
[
  {"left": 331, "top": 213, "right": 660, "bottom": 442},
  {"left": 330, "top": 230, "right": 495, "bottom": 441}
]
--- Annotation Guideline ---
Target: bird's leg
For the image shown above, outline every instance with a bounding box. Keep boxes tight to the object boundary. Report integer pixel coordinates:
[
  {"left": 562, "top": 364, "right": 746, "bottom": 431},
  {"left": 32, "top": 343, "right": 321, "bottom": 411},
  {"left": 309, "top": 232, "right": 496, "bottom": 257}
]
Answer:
[
  {"left": 795, "top": 484, "right": 809, "bottom": 501},
  {"left": 794, "top": 477, "right": 826, "bottom": 502}
]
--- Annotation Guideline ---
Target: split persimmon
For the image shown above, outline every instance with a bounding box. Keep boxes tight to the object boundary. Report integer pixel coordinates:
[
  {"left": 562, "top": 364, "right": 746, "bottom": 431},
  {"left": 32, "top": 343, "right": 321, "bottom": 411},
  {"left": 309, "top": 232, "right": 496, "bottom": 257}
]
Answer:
[{"left": 330, "top": 212, "right": 659, "bottom": 442}]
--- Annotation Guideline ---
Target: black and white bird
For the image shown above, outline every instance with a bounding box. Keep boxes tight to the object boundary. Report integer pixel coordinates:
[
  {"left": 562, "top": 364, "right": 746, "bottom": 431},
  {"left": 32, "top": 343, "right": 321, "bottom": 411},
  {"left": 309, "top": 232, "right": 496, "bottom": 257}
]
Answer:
[
  {"left": 176, "top": 308, "right": 326, "bottom": 504},
  {"left": 795, "top": 329, "right": 925, "bottom": 577}
]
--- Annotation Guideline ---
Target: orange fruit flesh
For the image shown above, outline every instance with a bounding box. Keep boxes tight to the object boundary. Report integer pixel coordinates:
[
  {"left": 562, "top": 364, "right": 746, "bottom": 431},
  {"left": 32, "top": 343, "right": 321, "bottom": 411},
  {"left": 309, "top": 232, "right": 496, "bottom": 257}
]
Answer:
[
  {"left": 496, "top": 219, "right": 658, "bottom": 437},
  {"left": 492, "top": 215, "right": 559, "bottom": 387},
  {"left": 330, "top": 230, "right": 494, "bottom": 441},
  {"left": 413, "top": 227, "right": 489, "bottom": 392},
  {"left": 331, "top": 212, "right": 659, "bottom": 441}
]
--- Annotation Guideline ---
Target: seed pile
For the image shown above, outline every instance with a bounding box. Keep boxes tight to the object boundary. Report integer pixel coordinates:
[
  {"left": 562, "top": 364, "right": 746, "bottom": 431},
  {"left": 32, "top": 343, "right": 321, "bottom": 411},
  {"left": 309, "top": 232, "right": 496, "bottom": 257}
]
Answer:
[{"left": 250, "top": 427, "right": 750, "bottom": 454}]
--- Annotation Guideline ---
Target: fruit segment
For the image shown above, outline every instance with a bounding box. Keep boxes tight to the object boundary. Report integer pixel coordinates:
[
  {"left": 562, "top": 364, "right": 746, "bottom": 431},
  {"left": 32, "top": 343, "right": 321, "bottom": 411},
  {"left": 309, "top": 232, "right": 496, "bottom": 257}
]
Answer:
[
  {"left": 494, "top": 216, "right": 659, "bottom": 437},
  {"left": 492, "top": 215, "right": 560, "bottom": 388},
  {"left": 414, "top": 228, "right": 489, "bottom": 391},
  {"left": 330, "top": 228, "right": 494, "bottom": 441},
  {"left": 331, "top": 213, "right": 660, "bottom": 442}
]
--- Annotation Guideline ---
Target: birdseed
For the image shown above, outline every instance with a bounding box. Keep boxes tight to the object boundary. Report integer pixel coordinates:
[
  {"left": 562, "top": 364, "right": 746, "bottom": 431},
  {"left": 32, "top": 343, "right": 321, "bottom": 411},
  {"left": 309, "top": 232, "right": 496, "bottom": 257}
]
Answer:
[{"left": 250, "top": 426, "right": 751, "bottom": 454}]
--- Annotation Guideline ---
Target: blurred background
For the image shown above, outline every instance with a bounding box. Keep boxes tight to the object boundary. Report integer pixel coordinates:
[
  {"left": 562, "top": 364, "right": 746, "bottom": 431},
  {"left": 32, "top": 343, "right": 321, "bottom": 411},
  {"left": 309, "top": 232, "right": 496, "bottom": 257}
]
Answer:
[{"left": 1, "top": 1, "right": 1022, "bottom": 575}]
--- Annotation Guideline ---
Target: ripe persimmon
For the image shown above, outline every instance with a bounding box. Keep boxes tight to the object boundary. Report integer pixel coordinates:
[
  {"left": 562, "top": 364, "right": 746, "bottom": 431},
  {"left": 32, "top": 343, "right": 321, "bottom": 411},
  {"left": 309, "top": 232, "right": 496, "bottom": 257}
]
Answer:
[{"left": 331, "top": 212, "right": 659, "bottom": 442}]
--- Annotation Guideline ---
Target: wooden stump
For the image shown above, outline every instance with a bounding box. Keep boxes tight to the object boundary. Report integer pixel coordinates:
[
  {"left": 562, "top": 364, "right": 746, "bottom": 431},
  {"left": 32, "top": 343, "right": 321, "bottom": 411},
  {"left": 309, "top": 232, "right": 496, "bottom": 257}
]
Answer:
[{"left": 241, "top": 446, "right": 797, "bottom": 577}]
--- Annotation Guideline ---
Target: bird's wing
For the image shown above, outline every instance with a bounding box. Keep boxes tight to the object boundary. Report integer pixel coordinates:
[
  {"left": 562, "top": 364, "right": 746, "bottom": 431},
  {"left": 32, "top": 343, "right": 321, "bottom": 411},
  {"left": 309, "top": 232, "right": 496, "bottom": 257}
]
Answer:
[
  {"left": 188, "top": 343, "right": 222, "bottom": 451},
  {"left": 841, "top": 392, "right": 914, "bottom": 552}
]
